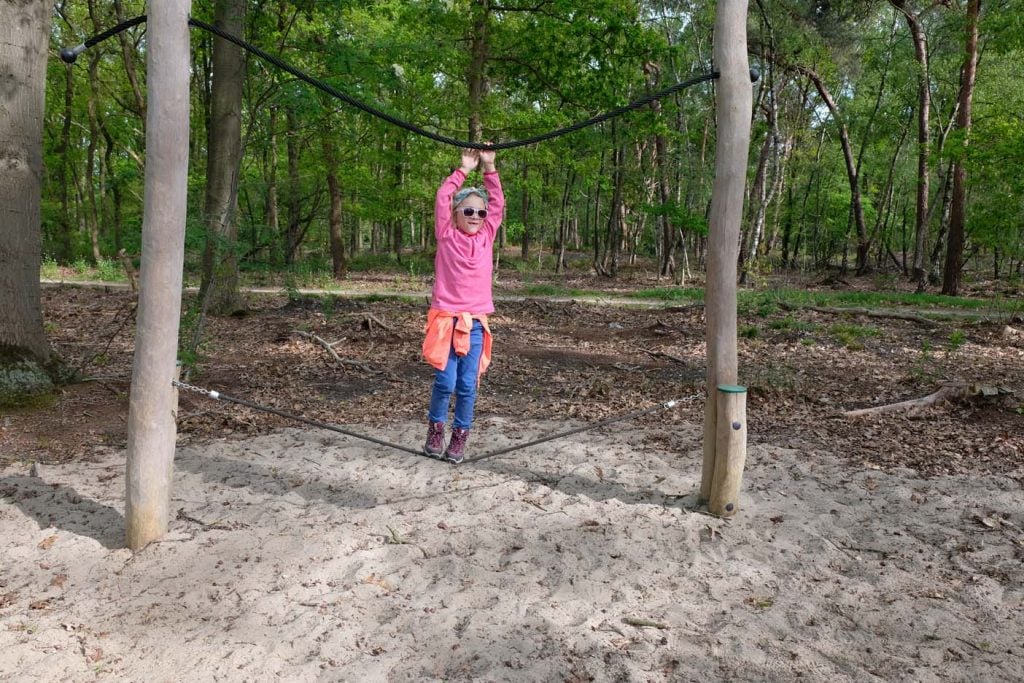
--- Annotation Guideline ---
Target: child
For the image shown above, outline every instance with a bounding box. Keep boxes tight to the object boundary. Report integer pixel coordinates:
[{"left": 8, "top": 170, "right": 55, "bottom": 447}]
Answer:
[{"left": 422, "top": 146, "right": 504, "bottom": 463}]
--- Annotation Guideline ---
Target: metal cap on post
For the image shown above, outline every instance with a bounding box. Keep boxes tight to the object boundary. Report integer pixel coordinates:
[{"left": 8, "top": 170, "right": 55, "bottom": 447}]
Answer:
[{"left": 708, "top": 384, "right": 748, "bottom": 517}]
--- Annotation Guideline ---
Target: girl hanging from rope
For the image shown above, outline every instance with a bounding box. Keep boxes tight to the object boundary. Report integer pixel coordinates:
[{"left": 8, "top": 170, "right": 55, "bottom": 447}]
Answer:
[{"left": 422, "top": 146, "right": 504, "bottom": 463}]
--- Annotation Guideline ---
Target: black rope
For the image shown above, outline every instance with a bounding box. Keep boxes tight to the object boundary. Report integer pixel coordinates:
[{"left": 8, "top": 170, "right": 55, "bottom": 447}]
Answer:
[
  {"left": 59, "top": 14, "right": 741, "bottom": 151},
  {"left": 59, "top": 14, "right": 147, "bottom": 64},
  {"left": 462, "top": 399, "right": 680, "bottom": 463},
  {"left": 174, "top": 380, "right": 685, "bottom": 464},
  {"left": 175, "top": 381, "right": 424, "bottom": 456}
]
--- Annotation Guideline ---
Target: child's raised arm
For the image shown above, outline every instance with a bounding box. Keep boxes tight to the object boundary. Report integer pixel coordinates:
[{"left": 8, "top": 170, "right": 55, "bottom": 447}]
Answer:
[
  {"left": 435, "top": 149, "right": 477, "bottom": 238},
  {"left": 460, "top": 148, "right": 480, "bottom": 174},
  {"left": 481, "top": 147, "right": 503, "bottom": 238},
  {"left": 479, "top": 146, "right": 495, "bottom": 173}
]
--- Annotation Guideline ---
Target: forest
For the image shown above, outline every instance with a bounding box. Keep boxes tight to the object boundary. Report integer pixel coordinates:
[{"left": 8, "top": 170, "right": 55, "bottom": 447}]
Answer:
[
  {"left": 39, "top": 0, "right": 1024, "bottom": 302},
  {"left": 2, "top": 3, "right": 1024, "bottom": 680}
]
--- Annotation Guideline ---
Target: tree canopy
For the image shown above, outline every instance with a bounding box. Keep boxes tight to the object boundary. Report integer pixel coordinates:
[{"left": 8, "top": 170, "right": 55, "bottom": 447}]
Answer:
[{"left": 43, "top": 0, "right": 1024, "bottom": 288}]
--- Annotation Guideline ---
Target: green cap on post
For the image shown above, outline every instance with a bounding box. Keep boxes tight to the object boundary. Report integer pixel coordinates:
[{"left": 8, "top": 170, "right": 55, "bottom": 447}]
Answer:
[{"left": 716, "top": 384, "right": 747, "bottom": 394}]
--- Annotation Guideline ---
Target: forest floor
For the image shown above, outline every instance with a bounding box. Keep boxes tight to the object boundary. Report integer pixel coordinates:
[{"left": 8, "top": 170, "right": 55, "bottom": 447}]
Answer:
[{"left": 1, "top": 273, "right": 1023, "bottom": 681}]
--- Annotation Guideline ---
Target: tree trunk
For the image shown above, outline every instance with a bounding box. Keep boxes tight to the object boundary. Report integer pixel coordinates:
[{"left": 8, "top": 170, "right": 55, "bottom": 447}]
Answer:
[
  {"left": 603, "top": 135, "right": 626, "bottom": 278},
  {"left": 0, "top": 0, "right": 53, "bottom": 396},
  {"left": 942, "top": 0, "right": 980, "bottom": 296},
  {"left": 739, "top": 120, "right": 772, "bottom": 284},
  {"left": 199, "top": 0, "right": 247, "bottom": 315},
  {"left": 102, "top": 123, "right": 123, "bottom": 252},
  {"left": 851, "top": 16, "right": 899, "bottom": 275},
  {"left": 890, "top": 0, "right": 932, "bottom": 289},
  {"left": 55, "top": 61, "right": 75, "bottom": 262},
  {"left": 644, "top": 63, "right": 675, "bottom": 278},
  {"left": 591, "top": 152, "right": 605, "bottom": 275},
  {"left": 467, "top": 0, "right": 489, "bottom": 141},
  {"left": 113, "top": 0, "right": 147, "bottom": 122},
  {"left": 125, "top": 0, "right": 192, "bottom": 551},
  {"left": 323, "top": 138, "right": 348, "bottom": 279},
  {"left": 392, "top": 137, "right": 404, "bottom": 261},
  {"left": 781, "top": 183, "right": 794, "bottom": 268},
  {"left": 265, "top": 105, "right": 279, "bottom": 263},
  {"left": 85, "top": 39, "right": 103, "bottom": 264},
  {"left": 284, "top": 107, "right": 302, "bottom": 265},
  {"left": 702, "top": 1, "right": 752, "bottom": 503},
  {"left": 555, "top": 170, "right": 574, "bottom": 273},
  {"left": 929, "top": 160, "right": 954, "bottom": 280},
  {"left": 793, "top": 65, "right": 870, "bottom": 275},
  {"left": 520, "top": 163, "right": 530, "bottom": 259}
]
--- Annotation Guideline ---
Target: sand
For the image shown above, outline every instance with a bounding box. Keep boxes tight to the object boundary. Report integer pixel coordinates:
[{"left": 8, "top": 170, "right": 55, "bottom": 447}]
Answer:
[{"left": 1, "top": 417, "right": 1022, "bottom": 682}]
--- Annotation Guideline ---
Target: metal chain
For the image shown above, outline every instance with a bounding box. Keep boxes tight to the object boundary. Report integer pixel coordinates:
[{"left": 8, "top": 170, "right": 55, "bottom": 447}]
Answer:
[{"left": 173, "top": 380, "right": 221, "bottom": 400}]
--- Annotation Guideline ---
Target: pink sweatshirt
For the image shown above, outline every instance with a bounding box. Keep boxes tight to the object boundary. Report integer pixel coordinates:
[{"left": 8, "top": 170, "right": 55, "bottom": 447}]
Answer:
[{"left": 431, "top": 168, "right": 504, "bottom": 314}]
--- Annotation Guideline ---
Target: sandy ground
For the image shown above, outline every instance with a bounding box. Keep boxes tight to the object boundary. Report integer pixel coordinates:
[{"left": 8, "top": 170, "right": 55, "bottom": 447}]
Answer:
[{"left": 1, "top": 418, "right": 1022, "bottom": 682}]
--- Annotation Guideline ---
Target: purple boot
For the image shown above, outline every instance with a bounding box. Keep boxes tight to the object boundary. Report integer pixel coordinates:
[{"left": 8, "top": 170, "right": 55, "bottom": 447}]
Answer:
[
  {"left": 445, "top": 427, "right": 470, "bottom": 464},
  {"left": 423, "top": 421, "right": 446, "bottom": 458}
]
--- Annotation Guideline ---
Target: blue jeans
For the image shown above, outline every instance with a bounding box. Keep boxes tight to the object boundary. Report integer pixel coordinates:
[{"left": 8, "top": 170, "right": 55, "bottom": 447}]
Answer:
[{"left": 428, "top": 319, "right": 483, "bottom": 429}]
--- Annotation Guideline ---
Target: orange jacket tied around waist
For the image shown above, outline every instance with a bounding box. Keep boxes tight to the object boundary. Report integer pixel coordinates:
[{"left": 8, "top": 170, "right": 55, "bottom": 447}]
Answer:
[{"left": 422, "top": 309, "right": 492, "bottom": 383}]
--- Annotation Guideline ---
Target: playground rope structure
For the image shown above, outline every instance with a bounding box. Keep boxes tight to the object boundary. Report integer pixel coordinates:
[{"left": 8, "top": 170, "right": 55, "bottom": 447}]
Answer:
[
  {"left": 174, "top": 380, "right": 701, "bottom": 464},
  {"left": 60, "top": 15, "right": 759, "bottom": 150},
  {"left": 63, "top": 16, "right": 729, "bottom": 460}
]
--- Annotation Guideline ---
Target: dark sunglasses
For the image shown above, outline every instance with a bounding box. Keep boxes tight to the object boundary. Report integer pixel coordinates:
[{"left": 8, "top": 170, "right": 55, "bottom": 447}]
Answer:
[{"left": 459, "top": 207, "right": 488, "bottom": 218}]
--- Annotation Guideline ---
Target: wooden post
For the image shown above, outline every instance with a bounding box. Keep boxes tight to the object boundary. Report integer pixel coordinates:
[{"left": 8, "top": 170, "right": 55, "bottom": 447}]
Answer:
[
  {"left": 125, "top": 0, "right": 192, "bottom": 551},
  {"left": 708, "top": 385, "right": 748, "bottom": 517},
  {"left": 701, "top": 1, "right": 752, "bottom": 502}
]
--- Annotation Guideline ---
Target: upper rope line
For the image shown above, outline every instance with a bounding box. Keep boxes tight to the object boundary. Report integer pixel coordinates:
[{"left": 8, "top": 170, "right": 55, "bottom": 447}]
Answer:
[{"left": 61, "top": 15, "right": 757, "bottom": 151}]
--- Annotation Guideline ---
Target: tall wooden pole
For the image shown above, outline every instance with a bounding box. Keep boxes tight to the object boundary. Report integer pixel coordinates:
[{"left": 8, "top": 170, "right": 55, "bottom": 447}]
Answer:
[
  {"left": 125, "top": 0, "right": 192, "bottom": 550},
  {"left": 701, "top": 2, "right": 752, "bottom": 502}
]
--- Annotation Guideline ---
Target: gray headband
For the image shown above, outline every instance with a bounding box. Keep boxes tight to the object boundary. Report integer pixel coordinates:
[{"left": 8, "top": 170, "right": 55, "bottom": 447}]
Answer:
[{"left": 453, "top": 187, "right": 488, "bottom": 207}]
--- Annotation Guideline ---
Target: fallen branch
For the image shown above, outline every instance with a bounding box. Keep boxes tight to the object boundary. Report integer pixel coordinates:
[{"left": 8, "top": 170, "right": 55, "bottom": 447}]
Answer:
[
  {"left": 362, "top": 313, "right": 396, "bottom": 336},
  {"left": 640, "top": 347, "right": 688, "bottom": 365},
  {"left": 622, "top": 616, "right": 670, "bottom": 629},
  {"left": 779, "top": 301, "right": 939, "bottom": 327},
  {"left": 294, "top": 330, "right": 378, "bottom": 373},
  {"left": 844, "top": 382, "right": 1012, "bottom": 418},
  {"left": 117, "top": 249, "right": 138, "bottom": 292}
]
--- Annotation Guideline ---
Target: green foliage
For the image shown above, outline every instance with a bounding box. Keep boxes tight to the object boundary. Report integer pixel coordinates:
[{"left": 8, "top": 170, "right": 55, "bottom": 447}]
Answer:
[
  {"left": 758, "top": 288, "right": 1007, "bottom": 313},
  {"left": 95, "top": 259, "right": 123, "bottom": 282},
  {"left": 631, "top": 287, "right": 703, "bottom": 302},
  {"left": 946, "top": 329, "right": 968, "bottom": 363},
  {"left": 0, "top": 346, "right": 69, "bottom": 409},
  {"left": 768, "top": 316, "right": 818, "bottom": 333},
  {"left": 523, "top": 283, "right": 561, "bottom": 297},
  {"left": 739, "top": 325, "right": 761, "bottom": 339},
  {"left": 35, "top": 0, "right": 1024, "bottom": 288},
  {"left": 346, "top": 252, "right": 432, "bottom": 275},
  {"left": 737, "top": 292, "right": 781, "bottom": 317},
  {"left": 40, "top": 257, "right": 61, "bottom": 279},
  {"left": 909, "top": 340, "right": 938, "bottom": 383},
  {"left": 645, "top": 202, "right": 709, "bottom": 237},
  {"left": 829, "top": 322, "right": 881, "bottom": 350},
  {"left": 177, "top": 300, "right": 205, "bottom": 372},
  {"left": 320, "top": 294, "right": 338, "bottom": 318},
  {"left": 504, "top": 221, "right": 526, "bottom": 243}
]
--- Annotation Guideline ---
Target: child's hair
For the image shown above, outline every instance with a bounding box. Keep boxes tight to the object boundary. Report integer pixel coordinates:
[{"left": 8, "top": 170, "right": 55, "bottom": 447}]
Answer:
[{"left": 453, "top": 187, "right": 488, "bottom": 207}]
